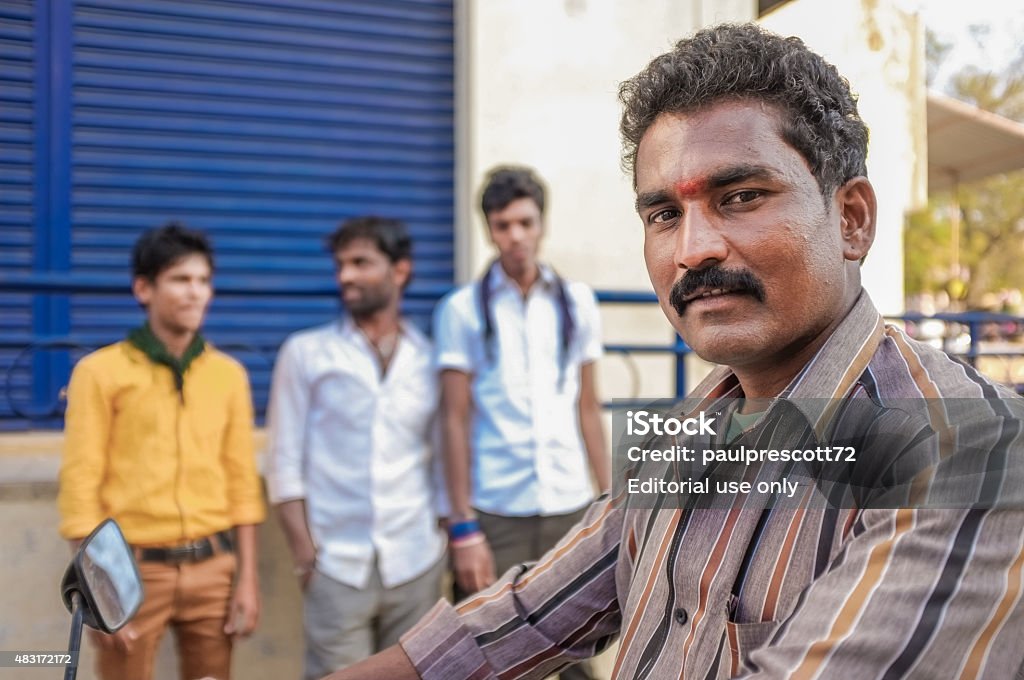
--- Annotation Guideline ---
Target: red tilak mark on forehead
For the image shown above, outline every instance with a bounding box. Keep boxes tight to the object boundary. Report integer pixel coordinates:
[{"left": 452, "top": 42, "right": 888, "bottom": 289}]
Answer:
[{"left": 674, "top": 177, "right": 708, "bottom": 198}]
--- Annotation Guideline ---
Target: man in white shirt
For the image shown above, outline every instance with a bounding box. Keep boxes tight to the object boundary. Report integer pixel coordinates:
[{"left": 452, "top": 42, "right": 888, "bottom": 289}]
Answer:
[
  {"left": 266, "top": 216, "right": 447, "bottom": 680},
  {"left": 433, "top": 166, "right": 609, "bottom": 680}
]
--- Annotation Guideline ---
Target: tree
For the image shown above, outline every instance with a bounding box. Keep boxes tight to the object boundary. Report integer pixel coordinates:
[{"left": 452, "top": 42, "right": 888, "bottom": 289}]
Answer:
[{"left": 904, "top": 28, "right": 1024, "bottom": 310}]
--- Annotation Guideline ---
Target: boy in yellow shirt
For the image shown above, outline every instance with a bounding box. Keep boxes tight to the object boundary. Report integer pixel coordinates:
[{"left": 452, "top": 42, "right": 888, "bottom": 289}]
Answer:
[{"left": 58, "top": 223, "right": 265, "bottom": 680}]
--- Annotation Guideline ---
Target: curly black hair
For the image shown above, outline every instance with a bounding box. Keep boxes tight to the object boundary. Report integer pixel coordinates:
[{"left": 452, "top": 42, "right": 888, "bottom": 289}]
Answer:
[{"left": 619, "top": 23, "right": 869, "bottom": 198}]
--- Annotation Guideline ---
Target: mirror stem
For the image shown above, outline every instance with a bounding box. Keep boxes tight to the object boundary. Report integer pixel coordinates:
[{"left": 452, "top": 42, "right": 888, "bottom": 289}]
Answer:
[{"left": 64, "top": 591, "right": 83, "bottom": 680}]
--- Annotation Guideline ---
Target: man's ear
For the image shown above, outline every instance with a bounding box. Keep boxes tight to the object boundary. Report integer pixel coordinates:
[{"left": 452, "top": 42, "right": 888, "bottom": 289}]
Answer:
[
  {"left": 132, "top": 276, "right": 152, "bottom": 307},
  {"left": 836, "top": 177, "right": 876, "bottom": 262},
  {"left": 484, "top": 216, "right": 499, "bottom": 246},
  {"left": 393, "top": 258, "right": 412, "bottom": 290}
]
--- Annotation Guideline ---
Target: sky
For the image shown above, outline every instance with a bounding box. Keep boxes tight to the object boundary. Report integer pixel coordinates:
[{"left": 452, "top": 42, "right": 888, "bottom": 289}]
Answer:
[{"left": 897, "top": 0, "right": 1024, "bottom": 90}]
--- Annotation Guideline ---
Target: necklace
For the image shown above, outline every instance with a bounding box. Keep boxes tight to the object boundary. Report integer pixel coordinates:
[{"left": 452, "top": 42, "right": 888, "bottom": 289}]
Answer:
[
  {"left": 373, "top": 331, "right": 398, "bottom": 361},
  {"left": 368, "top": 329, "right": 400, "bottom": 375}
]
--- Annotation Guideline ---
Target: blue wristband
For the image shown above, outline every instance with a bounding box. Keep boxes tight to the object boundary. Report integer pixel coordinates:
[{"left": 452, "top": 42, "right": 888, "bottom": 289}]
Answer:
[{"left": 448, "top": 519, "right": 481, "bottom": 540}]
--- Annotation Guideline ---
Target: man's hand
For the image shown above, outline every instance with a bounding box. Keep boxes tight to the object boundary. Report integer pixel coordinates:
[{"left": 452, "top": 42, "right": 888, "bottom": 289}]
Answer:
[
  {"left": 295, "top": 558, "right": 317, "bottom": 594},
  {"left": 224, "top": 571, "right": 260, "bottom": 638},
  {"left": 451, "top": 538, "right": 496, "bottom": 595},
  {"left": 78, "top": 540, "right": 143, "bottom": 653},
  {"left": 88, "top": 623, "right": 138, "bottom": 655},
  {"left": 275, "top": 500, "right": 318, "bottom": 594}
]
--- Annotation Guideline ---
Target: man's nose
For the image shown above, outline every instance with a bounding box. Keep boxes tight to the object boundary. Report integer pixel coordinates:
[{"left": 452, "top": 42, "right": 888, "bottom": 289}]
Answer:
[
  {"left": 673, "top": 208, "right": 727, "bottom": 270},
  {"left": 338, "top": 268, "right": 356, "bottom": 285}
]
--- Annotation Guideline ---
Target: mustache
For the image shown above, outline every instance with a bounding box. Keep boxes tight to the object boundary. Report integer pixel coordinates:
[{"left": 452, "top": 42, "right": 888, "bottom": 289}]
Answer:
[{"left": 669, "top": 266, "right": 766, "bottom": 316}]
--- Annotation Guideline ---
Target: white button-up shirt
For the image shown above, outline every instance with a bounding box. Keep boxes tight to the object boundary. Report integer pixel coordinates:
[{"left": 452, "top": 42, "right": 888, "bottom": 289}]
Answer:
[
  {"left": 433, "top": 264, "right": 603, "bottom": 516},
  {"left": 265, "top": 318, "right": 446, "bottom": 589}
]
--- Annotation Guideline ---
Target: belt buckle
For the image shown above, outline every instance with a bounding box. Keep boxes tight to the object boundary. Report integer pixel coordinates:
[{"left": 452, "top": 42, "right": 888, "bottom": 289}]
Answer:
[{"left": 166, "top": 542, "right": 201, "bottom": 564}]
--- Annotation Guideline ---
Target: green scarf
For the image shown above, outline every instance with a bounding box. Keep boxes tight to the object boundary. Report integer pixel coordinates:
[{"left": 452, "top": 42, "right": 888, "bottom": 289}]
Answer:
[{"left": 127, "top": 322, "right": 205, "bottom": 398}]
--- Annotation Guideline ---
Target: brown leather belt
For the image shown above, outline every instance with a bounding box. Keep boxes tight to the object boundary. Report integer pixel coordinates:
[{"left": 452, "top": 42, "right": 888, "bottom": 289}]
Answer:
[{"left": 137, "top": 530, "right": 233, "bottom": 564}]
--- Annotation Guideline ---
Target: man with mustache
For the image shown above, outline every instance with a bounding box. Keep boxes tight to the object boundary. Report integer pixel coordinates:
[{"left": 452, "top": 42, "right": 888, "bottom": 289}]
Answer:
[
  {"left": 323, "top": 23, "right": 1024, "bottom": 679},
  {"left": 266, "top": 217, "right": 447, "bottom": 679}
]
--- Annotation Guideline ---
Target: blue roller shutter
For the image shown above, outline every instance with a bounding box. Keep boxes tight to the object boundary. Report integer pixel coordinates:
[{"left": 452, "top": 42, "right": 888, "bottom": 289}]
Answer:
[
  {"left": 0, "top": 0, "right": 38, "bottom": 428},
  {"left": 2, "top": 0, "right": 455, "bottom": 427}
]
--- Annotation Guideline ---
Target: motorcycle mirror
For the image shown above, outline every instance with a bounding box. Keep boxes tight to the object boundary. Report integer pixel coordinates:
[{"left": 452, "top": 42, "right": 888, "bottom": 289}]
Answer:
[{"left": 61, "top": 519, "right": 143, "bottom": 634}]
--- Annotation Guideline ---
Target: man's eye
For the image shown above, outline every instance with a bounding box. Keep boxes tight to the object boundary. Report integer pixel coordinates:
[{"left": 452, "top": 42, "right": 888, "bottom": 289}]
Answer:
[
  {"left": 724, "top": 190, "right": 762, "bottom": 204},
  {"left": 649, "top": 209, "right": 679, "bottom": 225}
]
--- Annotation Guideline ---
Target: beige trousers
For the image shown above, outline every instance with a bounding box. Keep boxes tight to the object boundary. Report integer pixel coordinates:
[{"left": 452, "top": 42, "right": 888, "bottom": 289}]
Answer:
[
  {"left": 96, "top": 552, "right": 236, "bottom": 680},
  {"left": 302, "top": 556, "right": 444, "bottom": 680}
]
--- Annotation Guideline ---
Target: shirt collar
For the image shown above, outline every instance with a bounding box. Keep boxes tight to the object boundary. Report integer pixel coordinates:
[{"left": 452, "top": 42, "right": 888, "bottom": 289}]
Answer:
[
  {"left": 686, "top": 290, "right": 886, "bottom": 435},
  {"left": 125, "top": 322, "right": 206, "bottom": 395},
  {"left": 487, "top": 261, "right": 558, "bottom": 294},
  {"left": 336, "top": 313, "right": 428, "bottom": 351}
]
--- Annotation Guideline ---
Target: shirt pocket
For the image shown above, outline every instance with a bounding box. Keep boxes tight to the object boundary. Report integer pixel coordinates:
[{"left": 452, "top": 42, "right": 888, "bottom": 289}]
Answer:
[
  {"left": 725, "top": 619, "right": 780, "bottom": 676},
  {"left": 723, "top": 593, "right": 780, "bottom": 676}
]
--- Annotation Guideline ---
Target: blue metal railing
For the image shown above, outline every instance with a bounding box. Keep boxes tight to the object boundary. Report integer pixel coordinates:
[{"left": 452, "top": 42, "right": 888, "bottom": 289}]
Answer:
[
  {"left": 596, "top": 289, "right": 690, "bottom": 399},
  {"left": 2, "top": 272, "right": 1023, "bottom": 424},
  {"left": 597, "top": 293, "right": 1024, "bottom": 400}
]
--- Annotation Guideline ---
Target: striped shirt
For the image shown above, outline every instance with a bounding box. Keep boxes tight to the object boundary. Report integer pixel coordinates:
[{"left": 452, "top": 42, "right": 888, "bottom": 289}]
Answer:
[{"left": 401, "top": 292, "right": 1024, "bottom": 679}]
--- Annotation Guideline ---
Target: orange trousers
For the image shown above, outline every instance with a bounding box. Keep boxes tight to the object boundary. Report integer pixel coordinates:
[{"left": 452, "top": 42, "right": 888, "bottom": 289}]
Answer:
[{"left": 95, "top": 552, "right": 236, "bottom": 680}]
